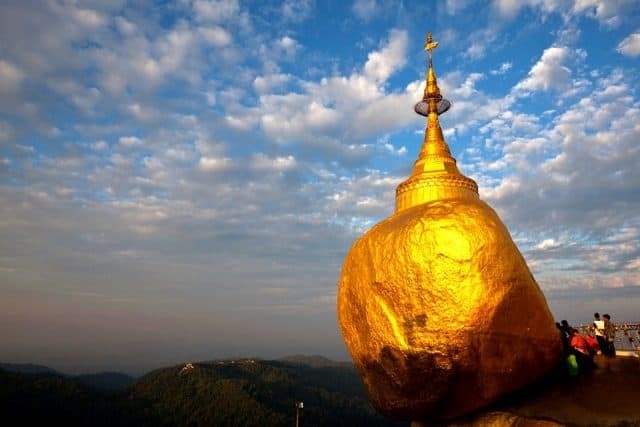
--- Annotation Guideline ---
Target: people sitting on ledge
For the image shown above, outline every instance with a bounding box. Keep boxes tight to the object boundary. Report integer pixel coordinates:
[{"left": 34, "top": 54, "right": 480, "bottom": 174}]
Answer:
[
  {"left": 568, "top": 327, "right": 595, "bottom": 373},
  {"left": 557, "top": 320, "right": 595, "bottom": 376}
]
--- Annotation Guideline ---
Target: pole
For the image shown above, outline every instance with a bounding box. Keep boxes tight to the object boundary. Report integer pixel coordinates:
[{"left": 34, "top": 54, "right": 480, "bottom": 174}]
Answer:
[{"left": 295, "top": 401, "right": 303, "bottom": 427}]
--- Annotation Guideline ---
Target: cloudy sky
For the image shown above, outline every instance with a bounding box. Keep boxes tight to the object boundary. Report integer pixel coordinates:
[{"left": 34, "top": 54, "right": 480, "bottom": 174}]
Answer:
[{"left": 1, "top": 0, "right": 639, "bottom": 374}]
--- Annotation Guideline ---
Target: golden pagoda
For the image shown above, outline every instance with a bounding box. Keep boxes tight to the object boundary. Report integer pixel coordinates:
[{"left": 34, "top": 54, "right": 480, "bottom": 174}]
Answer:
[{"left": 337, "top": 33, "right": 562, "bottom": 422}]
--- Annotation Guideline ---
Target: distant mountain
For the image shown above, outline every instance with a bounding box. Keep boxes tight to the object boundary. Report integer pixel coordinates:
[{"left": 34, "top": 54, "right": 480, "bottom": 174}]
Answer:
[
  {"left": 73, "top": 372, "right": 136, "bottom": 392},
  {"left": 0, "top": 362, "right": 60, "bottom": 375},
  {"left": 278, "top": 354, "right": 354, "bottom": 368},
  {"left": 0, "top": 369, "right": 148, "bottom": 427},
  {"left": 0, "top": 357, "right": 403, "bottom": 427},
  {"left": 0, "top": 363, "right": 135, "bottom": 392}
]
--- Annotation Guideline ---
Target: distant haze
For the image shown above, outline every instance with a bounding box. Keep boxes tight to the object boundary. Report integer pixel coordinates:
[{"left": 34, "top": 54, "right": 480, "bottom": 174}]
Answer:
[{"left": 2, "top": 287, "right": 639, "bottom": 375}]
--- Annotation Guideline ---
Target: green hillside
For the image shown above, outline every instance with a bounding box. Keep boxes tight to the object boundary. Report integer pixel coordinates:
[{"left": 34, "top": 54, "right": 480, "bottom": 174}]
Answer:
[
  {"left": 130, "top": 358, "right": 400, "bottom": 426},
  {"left": 0, "top": 358, "right": 402, "bottom": 427},
  {"left": 0, "top": 369, "right": 149, "bottom": 426},
  {"left": 72, "top": 372, "right": 136, "bottom": 392}
]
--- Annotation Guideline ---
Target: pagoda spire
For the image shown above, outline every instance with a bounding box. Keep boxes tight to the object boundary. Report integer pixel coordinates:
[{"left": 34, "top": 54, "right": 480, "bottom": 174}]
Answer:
[{"left": 395, "top": 32, "right": 478, "bottom": 212}]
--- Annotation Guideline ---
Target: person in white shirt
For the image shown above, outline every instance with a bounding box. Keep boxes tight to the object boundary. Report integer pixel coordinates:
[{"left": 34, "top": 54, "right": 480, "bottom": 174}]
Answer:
[{"left": 593, "top": 312, "right": 606, "bottom": 354}]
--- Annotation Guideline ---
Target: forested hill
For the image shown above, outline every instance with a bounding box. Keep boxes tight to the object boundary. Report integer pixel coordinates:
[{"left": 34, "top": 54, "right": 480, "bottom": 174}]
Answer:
[{"left": 0, "top": 357, "right": 403, "bottom": 427}]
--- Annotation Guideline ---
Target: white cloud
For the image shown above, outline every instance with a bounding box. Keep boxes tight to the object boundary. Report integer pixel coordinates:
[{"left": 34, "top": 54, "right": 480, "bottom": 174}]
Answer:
[
  {"left": 250, "top": 29, "right": 419, "bottom": 145},
  {"left": 47, "top": 79, "right": 101, "bottom": 112},
  {"left": 325, "top": 170, "right": 401, "bottom": 219},
  {"left": 165, "top": 147, "right": 195, "bottom": 163},
  {"left": 493, "top": 0, "right": 527, "bottom": 18},
  {"left": 445, "top": 0, "right": 472, "bottom": 14},
  {"left": 490, "top": 62, "right": 513, "bottom": 75},
  {"left": 572, "top": 0, "right": 636, "bottom": 26},
  {"left": 157, "top": 26, "right": 198, "bottom": 75},
  {"left": 131, "top": 56, "right": 162, "bottom": 83},
  {"left": 352, "top": 0, "right": 378, "bottom": 21},
  {"left": 193, "top": 0, "right": 240, "bottom": 22},
  {"left": 253, "top": 73, "right": 292, "bottom": 93},
  {"left": 281, "top": 0, "right": 313, "bottom": 22},
  {"left": 484, "top": 69, "right": 640, "bottom": 256},
  {"left": 199, "top": 26, "right": 232, "bottom": 46},
  {"left": 198, "top": 156, "right": 232, "bottom": 172},
  {"left": 454, "top": 73, "right": 484, "bottom": 98},
  {"left": 493, "top": 0, "right": 565, "bottom": 18},
  {"left": 115, "top": 16, "right": 137, "bottom": 36},
  {"left": 349, "top": 89, "right": 419, "bottom": 139},
  {"left": 126, "top": 103, "right": 159, "bottom": 122},
  {"left": 363, "top": 29, "right": 408, "bottom": 83},
  {"left": 225, "top": 115, "right": 254, "bottom": 130},
  {"left": 626, "top": 258, "right": 640, "bottom": 271},
  {"left": 436, "top": 71, "right": 504, "bottom": 135},
  {"left": 462, "top": 28, "right": 498, "bottom": 60},
  {"left": 493, "top": 0, "right": 637, "bottom": 26},
  {"left": 261, "top": 100, "right": 341, "bottom": 142},
  {"left": 92, "top": 140, "right": 108, "bottom": 151},
  {"left": 276, "top": 36, "right": 300, "bottom": 59},
  {"left": 69, "top": 5, "right": 105, "bottom": 28},
  {"left": 250, "top": 154, "right": 297, "bottom": 172},
  {"left": 514, "top": 46, "right": 572, "bottom": 93},
  {"left": 110, "top": 152, "right": 131, "bottom": 167},
  {"left": 0, "top": 121, "right": 13, "bottom": 145},
  {"left": 93, "top": 23, "right": 207, "bottom": 94},
  {"left": 0, "top": 60, "right": 24, "bottom": 93},
  {"left": 534, "top": 238, "right": 562, "bottom": 250},
  {"left": 617, "top": 31, "right": 640, "bottom": 57},
  {"left": 204, "top": 90, "right": 216, "bottom": 106},
  {"left": 118, "top": 136, "right": 143, "bottom": 147},
  {"left": 382, "top": 136, "right": 407, "bottom": 156}
]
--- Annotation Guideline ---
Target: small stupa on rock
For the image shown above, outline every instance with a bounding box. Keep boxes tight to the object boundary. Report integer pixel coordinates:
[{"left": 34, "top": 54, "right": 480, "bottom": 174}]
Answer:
[{"left": 337, "top": 33, "right": 563, "bottom": 423}]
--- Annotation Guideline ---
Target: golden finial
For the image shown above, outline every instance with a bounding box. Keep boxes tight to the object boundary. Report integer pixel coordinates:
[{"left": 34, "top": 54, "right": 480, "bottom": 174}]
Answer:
[
  {"left": 424, "top": 32, "right": 439, "bottom": 64},
  {"left": 417, "top": 32, "right": 445, "bottom": 113}
]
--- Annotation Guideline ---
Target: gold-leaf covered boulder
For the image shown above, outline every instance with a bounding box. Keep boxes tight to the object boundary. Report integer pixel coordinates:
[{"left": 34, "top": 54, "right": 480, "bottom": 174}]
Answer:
[{"left": 337, "top": 33, "right": 562, "bottom": 422}]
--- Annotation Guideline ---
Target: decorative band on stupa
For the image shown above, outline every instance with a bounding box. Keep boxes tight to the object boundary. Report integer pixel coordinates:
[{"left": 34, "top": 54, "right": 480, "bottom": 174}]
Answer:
[{"left": 395, "top": 32, "right": 478, "bottom": 213}]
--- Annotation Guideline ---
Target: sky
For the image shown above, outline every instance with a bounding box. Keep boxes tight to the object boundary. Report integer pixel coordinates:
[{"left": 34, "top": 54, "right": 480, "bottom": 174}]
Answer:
[{"left": 1, "top": 0, "right": 639, "bottom": 375}]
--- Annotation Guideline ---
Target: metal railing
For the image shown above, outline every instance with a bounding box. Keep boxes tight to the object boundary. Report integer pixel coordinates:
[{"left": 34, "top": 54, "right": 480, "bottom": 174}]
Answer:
[{"left": 576, "top": 323, "right": 640, "bottom": 352}]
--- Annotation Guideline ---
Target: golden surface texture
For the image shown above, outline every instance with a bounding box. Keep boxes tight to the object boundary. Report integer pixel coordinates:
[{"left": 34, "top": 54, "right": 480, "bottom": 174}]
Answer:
[
  {"left": 337, "top": 198, "right": 562, "bottom": 420},
  {"left": 336, "top": 33, "right": 562, "bottom": 422}
]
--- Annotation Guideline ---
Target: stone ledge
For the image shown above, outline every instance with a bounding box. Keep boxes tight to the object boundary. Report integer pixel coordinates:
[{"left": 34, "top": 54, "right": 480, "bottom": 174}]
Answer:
[{"left": 412, "top": 355, "right": 640, "bottom": 426}]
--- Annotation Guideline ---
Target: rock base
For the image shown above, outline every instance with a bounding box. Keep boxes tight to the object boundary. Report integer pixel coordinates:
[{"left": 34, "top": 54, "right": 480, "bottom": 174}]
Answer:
[{"left": 411, "top": 354, "right": 640, "bottom": 426}]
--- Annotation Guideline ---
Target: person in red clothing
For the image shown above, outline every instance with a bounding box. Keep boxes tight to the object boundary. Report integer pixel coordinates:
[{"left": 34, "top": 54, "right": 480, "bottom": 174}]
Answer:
[
  {"left": 570, "top": 329, "right": 590, "bottom": 355},
  {"left": 569, "top": 328, "right": 594, "bottom": 373},
  {"left": 584, "top": 333, "right": 600, "bottom": 357}
]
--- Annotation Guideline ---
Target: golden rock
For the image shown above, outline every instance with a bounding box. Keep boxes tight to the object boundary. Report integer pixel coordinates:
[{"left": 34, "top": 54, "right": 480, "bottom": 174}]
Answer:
[{"left": 337, "top": 33, "right": 563, "bottom": 422}]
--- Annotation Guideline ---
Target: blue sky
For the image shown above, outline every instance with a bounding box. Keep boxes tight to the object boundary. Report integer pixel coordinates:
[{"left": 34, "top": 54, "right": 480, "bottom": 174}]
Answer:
[{"left": 1, "top": 0, "right": 639, "bottom": 374}]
